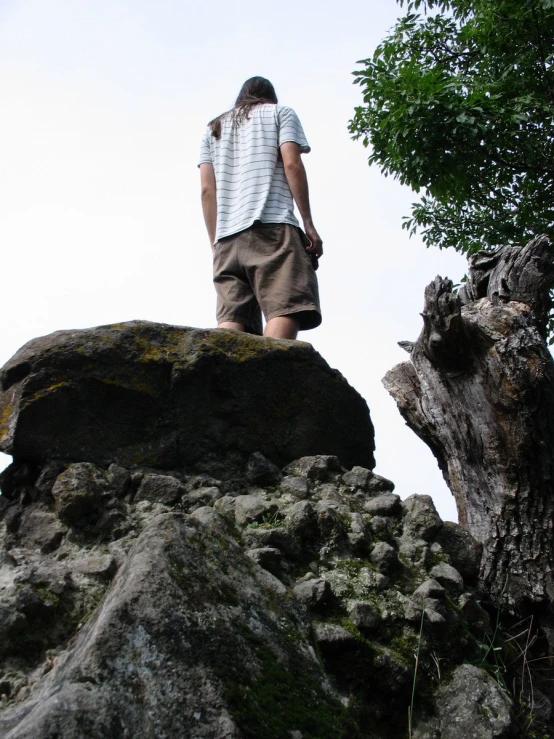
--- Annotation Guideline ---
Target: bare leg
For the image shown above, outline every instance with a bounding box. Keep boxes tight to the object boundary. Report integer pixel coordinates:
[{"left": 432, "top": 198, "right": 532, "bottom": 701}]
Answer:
[
  {"left": 217, "top": 321, "right": 245, "bottom": 331},
  {"left": 264, "top": 316, "right": 299, "bottom": 340}
]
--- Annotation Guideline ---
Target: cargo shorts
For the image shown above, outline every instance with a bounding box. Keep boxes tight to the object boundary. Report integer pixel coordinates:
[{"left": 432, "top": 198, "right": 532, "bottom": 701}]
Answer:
[{"left": 212, "top": 221, "right": 322, "bottom": 336}]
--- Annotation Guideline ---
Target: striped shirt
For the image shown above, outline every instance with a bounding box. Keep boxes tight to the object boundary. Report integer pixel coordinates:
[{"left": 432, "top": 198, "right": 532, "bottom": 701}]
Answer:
[{"left": 198, "top": 104, "right": 310, "bottom": 243}]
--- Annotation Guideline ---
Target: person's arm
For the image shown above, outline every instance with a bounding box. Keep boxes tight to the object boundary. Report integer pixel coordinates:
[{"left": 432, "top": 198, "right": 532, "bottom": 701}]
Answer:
[
  {"left": 280, "top": 141, "right": 323, "bottom": 258},
  {"left": 200, "top": 162, "right": 217, "bottom": 245}
]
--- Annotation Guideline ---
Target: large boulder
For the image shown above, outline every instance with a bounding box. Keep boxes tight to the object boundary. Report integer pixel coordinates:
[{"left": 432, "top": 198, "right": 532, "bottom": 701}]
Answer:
[{"left": 0, "top": 322, "right": 374, "bottom": 474}]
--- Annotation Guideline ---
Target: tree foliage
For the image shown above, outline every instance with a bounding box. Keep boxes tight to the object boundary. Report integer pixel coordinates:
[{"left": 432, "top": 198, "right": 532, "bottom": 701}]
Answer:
[{"left": 349, "top": 0, "right": 554, "bottom": 255}]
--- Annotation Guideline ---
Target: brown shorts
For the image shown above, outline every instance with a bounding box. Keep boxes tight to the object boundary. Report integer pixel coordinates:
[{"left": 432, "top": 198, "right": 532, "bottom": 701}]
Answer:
[{"left": 213, "top": 222, "right": 322, "bottom": 335}]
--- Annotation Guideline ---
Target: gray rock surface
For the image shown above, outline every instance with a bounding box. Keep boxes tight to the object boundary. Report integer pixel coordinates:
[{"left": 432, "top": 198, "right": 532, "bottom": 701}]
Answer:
[
  {"left": 0, "top": 443, "right": 522, "bottom": 738},
  {"left": 0, "top": 514, "right": 352, "bottom": 739},
  {"left": 0, "top": 322, "right": 374, "bottom": 472},
  {"left": 413, "top": 579, "right": 446, "bottom": 601},
  {"left": 134, "top": 473, "right": 185, "bottom": 505},
  {"left": 245, "top": 452, "right": 283, "bottom": 487},
  {"left": 371, "top": 541, "right": 398, "bottom": 572},
  {"left": 429, "top": 562, "right": 464, "bottom": 594},
  {"left": 364, "top": 493, "right": 401, "bottom": 517},
  {"left": 402, "top": 494, "right": 443, "bottom": 541},
  {"left": 234, "top": 495, "right": 278, "bottom": 526},
  {"left": 347, "top": 600, "right": 380, "bottom": 630},
  {"left": 293, "top": 578, "right": 330, "bottom": 609},
  {"left": 435, "top": 664, "right": 513, "bottom": 738},
  {"left": 436, "top": 521, "right": 483, "bottom": 581}
]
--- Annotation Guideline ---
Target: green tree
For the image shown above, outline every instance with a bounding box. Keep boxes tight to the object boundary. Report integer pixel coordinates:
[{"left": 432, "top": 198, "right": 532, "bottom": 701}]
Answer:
[{"left": 349, "top": 0, "right": 554, "bottom": 255}]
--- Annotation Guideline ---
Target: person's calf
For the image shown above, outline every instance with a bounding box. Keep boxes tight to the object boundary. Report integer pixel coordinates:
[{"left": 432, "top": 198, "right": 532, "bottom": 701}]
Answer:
[{"left": 264, "top": 316, "right": 299, "bottom": 340}]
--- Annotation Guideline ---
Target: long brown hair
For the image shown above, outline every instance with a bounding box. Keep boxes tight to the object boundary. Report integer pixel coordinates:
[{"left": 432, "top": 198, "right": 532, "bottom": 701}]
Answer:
[{"left": 209, "top": 77, "right": 278, "bottom": 139}]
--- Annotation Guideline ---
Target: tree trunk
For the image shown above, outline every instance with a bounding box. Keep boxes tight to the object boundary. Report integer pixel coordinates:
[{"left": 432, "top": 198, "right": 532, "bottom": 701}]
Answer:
[{"left": 383, "top": 235, "right": 554, "bottom": 607}]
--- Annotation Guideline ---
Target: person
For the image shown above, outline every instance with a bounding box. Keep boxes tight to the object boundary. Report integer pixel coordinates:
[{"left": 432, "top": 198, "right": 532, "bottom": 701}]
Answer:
[{"left": 198, "top": 76, "right": 323, "bottom": 340}]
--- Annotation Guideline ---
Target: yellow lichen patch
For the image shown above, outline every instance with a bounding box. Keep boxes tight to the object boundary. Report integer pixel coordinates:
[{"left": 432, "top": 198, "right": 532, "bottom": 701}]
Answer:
[
  {"left": 131, "top": 333, "right": 180, "bottom": 365},
  {"left": 30, "top": 381, "right": 70, "bottom": 403},
  {"left": 96, "top": 375, "right": 159, "bottom": 397},
  {"left": 194, "top": 331, "right": 295, "bottom": 363},
  {"left": 0, "top": 401, "right": 13, "bottom": 443}
]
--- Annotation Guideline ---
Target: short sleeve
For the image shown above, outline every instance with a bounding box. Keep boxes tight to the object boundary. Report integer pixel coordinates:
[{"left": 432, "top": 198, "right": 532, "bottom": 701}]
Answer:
[
  {"left": 277, "top": 106, "right": 311, "bottom": 153},
  {"left": 198, "top": 128, "right": 213, "bottom": 167}
]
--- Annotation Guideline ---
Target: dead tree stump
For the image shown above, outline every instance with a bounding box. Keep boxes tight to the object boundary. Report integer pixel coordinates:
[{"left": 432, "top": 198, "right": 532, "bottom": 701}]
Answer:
[{"left": 383, "top": 235, "right": 554, "bottom": 607}]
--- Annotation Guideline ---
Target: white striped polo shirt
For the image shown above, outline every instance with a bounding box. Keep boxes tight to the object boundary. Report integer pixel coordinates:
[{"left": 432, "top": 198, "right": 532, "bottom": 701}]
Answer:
[{"left": 198, "top": 104, "right": 310, "bottom": 243}]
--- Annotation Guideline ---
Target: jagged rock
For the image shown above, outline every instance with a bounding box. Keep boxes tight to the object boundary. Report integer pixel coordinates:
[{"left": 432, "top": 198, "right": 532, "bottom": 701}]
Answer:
[
  {"left": 253, "top": 566, "right": 288, "bottom": 595},
  {"left": 429, "top": 562, "right": 464, "bottom": 594},
  {"left": 0, "top": 322, "right": 374, "bottom": 473},
  {"left": 284, "top": 500, "right": 317, "bottom": 539},
  {"left": 189, "top": 505, "right": 235, "bottom": 535},
  {"left": 364, "top": 493, "right": 401, "bottom": 517},
  {"left": 241, "top": 526, "right": 298, "bottom": 559},
  {"left": 246, "top": 452, "right": 283, "bottom": 487},
  {"left": 424, "top": 607, "right": 446, "bottom": 624},
  {"left": 347, "top": 601, "right": 380, "bottom": 630},
  {"left": 0, "top": 548, "right": 106, "bottom": 672},
  {"left": 434, "top": 664, "right": 513, "bottom": 738},
  {"left": 342, "top": 466, "right": 371, "bottom": 490},
  {"left": 284, "top": 455, "right": 343, "bottom": 481},
  {"left": 246, "top": 547, "right": 282, "bottom": 576},
  {"left": 279, "top": 475, "right": 309, "bottom": 499},
  {"left": 315, "top": 502, "right": 347, "bottom": 547},
  {"left": 413, "top": 579, "right": 446, "bottom": 601},
  {"left": 398, "top": 538, "right": 429, "bottom": 568},
  {"left": 323, "top": 565, "right": 389, "bottom": 601},
  {"left": 51, "top": 463, "right": 108, "bottom": 525},
  {"left": 72, "top": 554, "right": 116, "bottom": 578},
  {"left": 105, "top": 464, "right": 131, "bottom": 499},
  {"left": 402, "top": 494, "right": 443, "bottom": 541},
  {"left": 315, "top": 483, "right": 345, "bottom": 504},
  {"left": 366, "top": 473, "right": 395, "bottom": 495},
  {"left": 0, "top": 514, "right": 356, "bottom": 739},
  {"left": 0, "top": 446, "right": 537, "bottom": 736},
  {"left": 369, "top": 515, "right": 394, "bottom": 535},
  {"left": 34, "top": 461, "right": 68, "bottom": 498},
  {"left": 182, "top": 486, "right": 221, "bottom": 510},
  {"left": 234, "top": 495, "right": 279, "bottom": 526},
  {"left": 371, "top": 541, "right": 398, "bottom": 572},
  {"left": 458, "top": 593, "right": 491, "bottom": 635},
  {"left": 293, "top": 578, "right": 330, "bottom": 610},
  {"left": 18, "top": 510, "right": 66, "bottom": 553},
  {"left": 436, "top": 521, "right": 483, "bottom": 582},
  {"left": 347, "top": 512, "right": 372, "bottom": 554},
  {"left": 314, "top": 622, "right": 359, "bottom": 648},
  {"left": 134, "top": 473, "right": 185, "bottom": 506},
  {"left": 213, "top": 495, "right": 237, "bottom": 518}
]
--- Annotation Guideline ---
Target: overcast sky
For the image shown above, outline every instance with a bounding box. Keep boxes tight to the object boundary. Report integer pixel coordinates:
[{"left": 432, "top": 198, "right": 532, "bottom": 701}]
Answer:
[{"left": 0, "top": 0, "right": 469, "bottom": 520}]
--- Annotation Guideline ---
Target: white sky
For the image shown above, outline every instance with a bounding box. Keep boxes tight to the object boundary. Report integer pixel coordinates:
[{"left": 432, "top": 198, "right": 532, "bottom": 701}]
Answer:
[{"left": 0, "top": 0, "right": 469, "bottom": 521}]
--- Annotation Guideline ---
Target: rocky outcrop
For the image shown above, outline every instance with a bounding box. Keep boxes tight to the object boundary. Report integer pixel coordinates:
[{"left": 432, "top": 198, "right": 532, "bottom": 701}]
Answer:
[
  {"left": 0, "top": 322, "right": 374, "bottom": 474},
  {"left": 0, "top": 445, "right": 525, "bottom": 738},
  {"left": 0, "top": 325, "right": 548, "bottom": 737}
]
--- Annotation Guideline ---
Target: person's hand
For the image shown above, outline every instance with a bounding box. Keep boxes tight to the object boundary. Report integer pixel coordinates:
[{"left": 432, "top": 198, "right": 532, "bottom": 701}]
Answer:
[{"left": 304, "top": 224, "right": 323, "bottom": 258}]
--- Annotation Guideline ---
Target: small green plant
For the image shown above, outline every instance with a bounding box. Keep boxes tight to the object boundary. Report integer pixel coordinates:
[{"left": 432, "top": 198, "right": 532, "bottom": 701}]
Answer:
[
  {"left": 475, "top": 612, "right": 554, "bottom": 737},
  {"left": 408, "top": 608, "right": 425, "bottom": 739},
  {"left": 247, "top": 510, "right": 284, "bottom": 530}
]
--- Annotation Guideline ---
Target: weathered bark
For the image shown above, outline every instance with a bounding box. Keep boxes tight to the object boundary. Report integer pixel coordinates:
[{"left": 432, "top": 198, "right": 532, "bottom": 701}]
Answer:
[{"left": 383, "top": 235, "right": 554, "bottom": 607}]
